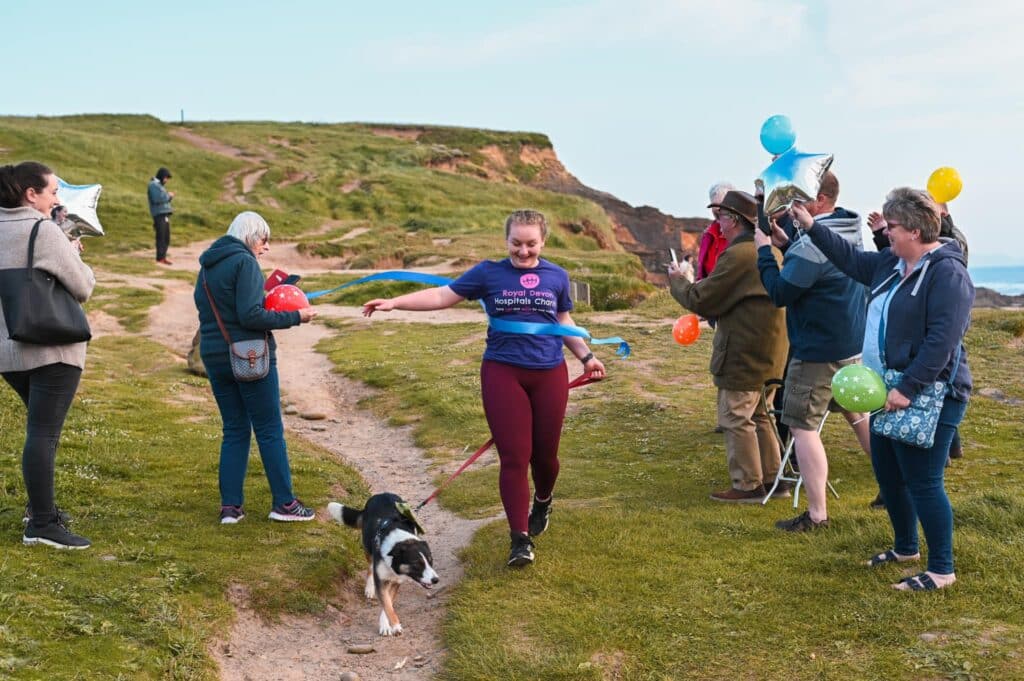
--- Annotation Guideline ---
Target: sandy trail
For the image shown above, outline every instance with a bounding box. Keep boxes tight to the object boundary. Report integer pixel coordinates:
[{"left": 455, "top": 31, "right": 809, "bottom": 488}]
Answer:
[{"left": 97, "top": 252, "right": 492, "bottom": 680}]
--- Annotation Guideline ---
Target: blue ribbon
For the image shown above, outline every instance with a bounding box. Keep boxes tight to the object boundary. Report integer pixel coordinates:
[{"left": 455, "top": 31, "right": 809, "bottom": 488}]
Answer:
[{"left": 305, "top": 270, "right": 630, "bottom": 358}]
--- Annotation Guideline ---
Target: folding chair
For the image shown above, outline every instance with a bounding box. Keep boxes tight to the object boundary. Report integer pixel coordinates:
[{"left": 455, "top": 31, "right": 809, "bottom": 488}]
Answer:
[{"left": 759, "top": 379, "right": 839, "bottom": 507}]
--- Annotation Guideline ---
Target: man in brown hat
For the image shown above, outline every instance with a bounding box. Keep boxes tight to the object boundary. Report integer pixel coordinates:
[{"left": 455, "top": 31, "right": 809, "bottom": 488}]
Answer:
[{"left": 668, "top": 190, "right": 789, "bottom": 502}]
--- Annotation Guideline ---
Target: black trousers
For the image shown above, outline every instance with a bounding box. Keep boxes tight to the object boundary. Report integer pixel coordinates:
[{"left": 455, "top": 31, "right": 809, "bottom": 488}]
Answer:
[
  {"left": 2, "top": 362, "right": 82, "bottom": 528},
  {"left": 153, "top": 214, "right": 171, "bottom": 260}
]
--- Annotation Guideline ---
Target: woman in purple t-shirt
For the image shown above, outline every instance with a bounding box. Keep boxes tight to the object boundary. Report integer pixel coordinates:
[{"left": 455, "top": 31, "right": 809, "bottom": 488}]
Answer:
[{"left": 363, "top": 209, "right": 606, "bottom": 567}]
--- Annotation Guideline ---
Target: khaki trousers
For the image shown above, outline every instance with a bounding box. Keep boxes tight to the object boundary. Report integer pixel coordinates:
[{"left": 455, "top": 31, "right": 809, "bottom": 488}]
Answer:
[{"left": 717, "top": 388, "right": 781, "bottom": 491}]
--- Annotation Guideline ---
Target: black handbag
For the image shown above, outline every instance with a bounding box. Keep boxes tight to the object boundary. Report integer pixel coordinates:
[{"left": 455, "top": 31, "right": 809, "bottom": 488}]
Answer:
[{"left": 0, "top": 219, "right": 92, "bottom": 345}]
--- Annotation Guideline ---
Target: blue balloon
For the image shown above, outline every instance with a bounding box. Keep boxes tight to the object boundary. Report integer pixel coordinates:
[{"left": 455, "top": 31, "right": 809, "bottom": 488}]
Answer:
[{"left": 759, "top": 115, "right": 796, "bottom": 155}]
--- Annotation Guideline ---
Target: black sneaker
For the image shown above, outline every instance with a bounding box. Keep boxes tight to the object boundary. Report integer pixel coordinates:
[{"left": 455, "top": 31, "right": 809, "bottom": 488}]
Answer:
[
  {"left": 775, "top": 511, "right": 829, "bottom": 532},
  {"left": 507, "top": 532, "right": 535, "bottom": 567},
  {"left": 23, "top": 520, "right": 91, "bottom": 550},
  {"left": 869, "top": 493, "right": 886, "bottom": 510},
  {"left": 268, "top": 499, "right": 315, "bottom": 522},
  {"left": 22, "top": 504, "right": 72, "bottom": 526},
  {"left": 220, "top": 505, "right": 246, "bottom": 524},
  {"left": 528, "top": 497, "right": 552, "bottom": 537}
]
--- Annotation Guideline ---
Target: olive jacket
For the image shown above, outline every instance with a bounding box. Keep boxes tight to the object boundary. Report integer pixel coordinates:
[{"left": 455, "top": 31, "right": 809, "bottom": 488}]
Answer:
[{"left": 670, "top": 232, "right": 788, "bottom": 391}]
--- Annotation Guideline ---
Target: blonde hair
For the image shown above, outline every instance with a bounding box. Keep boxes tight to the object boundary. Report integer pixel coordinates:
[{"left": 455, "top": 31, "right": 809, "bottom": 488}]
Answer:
[{"left": 504, "top": 209, "right": 548, "bottom": 239}]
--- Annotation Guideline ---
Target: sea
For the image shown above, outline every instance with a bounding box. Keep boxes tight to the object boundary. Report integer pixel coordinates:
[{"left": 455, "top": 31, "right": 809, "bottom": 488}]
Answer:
[{"left": 968, "top": 265, "right": 1024, "bottom": 296}]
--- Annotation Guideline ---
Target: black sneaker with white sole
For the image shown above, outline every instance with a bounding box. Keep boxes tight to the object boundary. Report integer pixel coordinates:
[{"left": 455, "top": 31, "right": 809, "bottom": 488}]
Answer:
[
  {"left": 23, "top": 521, "right": 91, "bottom": 550},
  {"left": 220, "top": 505, "right": 246, "bottom": 524},
  {"left": 527, "top": 497, "right": 552, "bottom": 537},
  {"left": 507, "top": 532, "right": 535, "bottom": 567}
]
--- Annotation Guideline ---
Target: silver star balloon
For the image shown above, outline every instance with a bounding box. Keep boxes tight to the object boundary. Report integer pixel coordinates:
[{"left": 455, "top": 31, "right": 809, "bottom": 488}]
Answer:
[
  {"left": 56, "top": 178, "right": 105, "bottom": 238},
  {"left": 758, "top": 149, "right": 834, "bottom": 215}
]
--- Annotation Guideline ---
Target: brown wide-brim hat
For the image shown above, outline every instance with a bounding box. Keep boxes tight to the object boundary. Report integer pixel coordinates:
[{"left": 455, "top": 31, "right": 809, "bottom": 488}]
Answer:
[{"left": 708, "top": 190, "right": 757, "bottom": 227}]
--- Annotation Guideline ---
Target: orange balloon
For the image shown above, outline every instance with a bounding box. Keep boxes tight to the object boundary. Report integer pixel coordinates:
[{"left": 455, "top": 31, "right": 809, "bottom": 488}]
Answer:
[{"left": 672, "top": 314, "right": 701, "bottom": 345}]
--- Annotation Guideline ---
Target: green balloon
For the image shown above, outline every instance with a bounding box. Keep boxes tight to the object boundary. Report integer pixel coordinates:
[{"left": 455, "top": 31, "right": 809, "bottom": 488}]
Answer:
[{"left": 831, "top": 364, "right": 886, "bottom": 412}]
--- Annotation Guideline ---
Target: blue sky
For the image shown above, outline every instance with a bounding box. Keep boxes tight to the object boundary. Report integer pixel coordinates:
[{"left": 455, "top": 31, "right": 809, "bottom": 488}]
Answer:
[{"left": 4, "top": 0, "right": 1022, "bottom": 264}]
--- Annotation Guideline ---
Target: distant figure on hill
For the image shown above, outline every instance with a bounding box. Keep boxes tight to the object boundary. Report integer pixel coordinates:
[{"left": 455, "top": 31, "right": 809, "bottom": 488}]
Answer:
[
  {"left": 668, "top": 191, "right": 789, "bottom": 504},
  {"left": 363, "top": 209, "right": 607, "bottom": 568},
  {"left": 147, "top": 167, "right": 175, "bottom": 265}
]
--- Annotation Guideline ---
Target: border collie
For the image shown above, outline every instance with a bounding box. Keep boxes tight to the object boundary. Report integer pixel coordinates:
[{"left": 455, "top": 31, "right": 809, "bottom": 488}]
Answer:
[{"left": 328, "top": 493, "right": 439, "bottom": 636}]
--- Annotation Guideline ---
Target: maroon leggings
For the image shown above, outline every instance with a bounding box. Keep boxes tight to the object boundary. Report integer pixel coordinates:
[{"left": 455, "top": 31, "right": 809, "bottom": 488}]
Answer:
[{"left": 480, "top": 359, "right": 569, "bottom": 535}]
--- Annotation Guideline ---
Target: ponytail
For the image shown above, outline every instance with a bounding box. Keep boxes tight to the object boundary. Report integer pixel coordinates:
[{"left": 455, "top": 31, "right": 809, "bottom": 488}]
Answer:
[{"left": 0, "top": 161, "right": 54, "bottom": 208}]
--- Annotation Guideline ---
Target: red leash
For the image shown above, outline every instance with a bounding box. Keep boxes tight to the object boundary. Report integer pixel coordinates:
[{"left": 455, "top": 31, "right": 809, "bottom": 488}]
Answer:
[{"left": 414, "top": 373, "right": 603, "bottom": 511}]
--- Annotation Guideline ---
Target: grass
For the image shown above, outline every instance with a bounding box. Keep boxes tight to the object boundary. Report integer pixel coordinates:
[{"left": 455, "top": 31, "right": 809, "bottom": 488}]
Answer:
[
  {"left": 0, "top": 116, "right": 646, "bottom": 311},
  {"left": 0, "top": 337, "right": 368, "bottom": 680},
  {"left": 319, "top": 308, "right": 1024, "bottom": 681},
  {"left": 2, "top": 115, "right": 1022, "bottom": 678}
]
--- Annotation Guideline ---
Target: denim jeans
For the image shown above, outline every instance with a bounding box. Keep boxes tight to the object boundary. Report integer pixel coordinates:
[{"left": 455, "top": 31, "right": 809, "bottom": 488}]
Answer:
[
  {"left": 2, "top": 362, "right": 82, "bottom": 527},
  {"left": 870, "top": 397, "right": 968, "bottom": 575},
  {"left": 202, "top": 352, "right": 295, "bottom": 508}
]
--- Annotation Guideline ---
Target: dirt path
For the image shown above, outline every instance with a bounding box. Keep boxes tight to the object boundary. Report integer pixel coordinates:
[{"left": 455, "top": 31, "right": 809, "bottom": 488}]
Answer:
[{"left": 96, "top": 254, "right": 491, "bottom": 680}]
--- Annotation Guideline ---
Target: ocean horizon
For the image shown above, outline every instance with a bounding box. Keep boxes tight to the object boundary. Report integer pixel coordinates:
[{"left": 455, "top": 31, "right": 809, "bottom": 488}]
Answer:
[{"left": 969, "top": 265, "right": 1024, "bottom": 296}]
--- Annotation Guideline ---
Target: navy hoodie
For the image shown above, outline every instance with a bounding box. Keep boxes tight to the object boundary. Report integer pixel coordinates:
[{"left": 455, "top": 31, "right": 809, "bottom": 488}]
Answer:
[
  {"left": 805, "top": 221, "right": 974, "bottom": 402},
  {"left": 757, "top": 208, "right": 867, "bottom": 362},
  {"left": 194, "top": 235, "right": 301, "bottom": 357}
]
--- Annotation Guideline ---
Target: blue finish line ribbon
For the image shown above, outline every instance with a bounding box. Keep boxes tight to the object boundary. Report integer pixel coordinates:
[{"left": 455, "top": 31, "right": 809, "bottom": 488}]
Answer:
[{"left": 305, "top": 270, "right": 630, "bottom": 357}]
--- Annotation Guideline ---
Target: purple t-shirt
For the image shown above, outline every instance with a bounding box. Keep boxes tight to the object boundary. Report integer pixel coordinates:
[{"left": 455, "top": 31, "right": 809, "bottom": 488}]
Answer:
[{"left": 449, "top": 258, "right": 573, "bottom": 369}]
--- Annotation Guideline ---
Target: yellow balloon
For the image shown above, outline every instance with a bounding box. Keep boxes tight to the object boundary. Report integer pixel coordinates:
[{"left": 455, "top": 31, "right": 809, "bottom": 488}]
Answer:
[{"left": 927, "top": 167, "right": 962, "bottom": 203}]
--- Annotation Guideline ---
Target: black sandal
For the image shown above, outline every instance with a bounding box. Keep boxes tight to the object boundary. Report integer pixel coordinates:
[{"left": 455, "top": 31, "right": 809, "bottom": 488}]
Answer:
[
  {"left": 866, "top": 549, "right": 919, "bottom": 567},
  {"left": 896, "top": 572, "right": 939, "bottom": 591}
]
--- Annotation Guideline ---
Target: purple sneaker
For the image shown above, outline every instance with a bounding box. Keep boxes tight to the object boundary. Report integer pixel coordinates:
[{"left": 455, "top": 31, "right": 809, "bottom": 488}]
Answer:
[
  {"left": 268, "top": 499, "right": 315, "bottom": 522},
  {"left": 220, "top": 505, "right": 246, "bottom": 525}
]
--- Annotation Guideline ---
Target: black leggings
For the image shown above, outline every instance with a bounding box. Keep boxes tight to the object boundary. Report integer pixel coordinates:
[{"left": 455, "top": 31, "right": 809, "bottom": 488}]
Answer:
[
  {"left": 153, "top": 214, "right": 171, "bottom": 260},
  {"left": 2, "top": 362, "right": 82, "bottom": 528}
]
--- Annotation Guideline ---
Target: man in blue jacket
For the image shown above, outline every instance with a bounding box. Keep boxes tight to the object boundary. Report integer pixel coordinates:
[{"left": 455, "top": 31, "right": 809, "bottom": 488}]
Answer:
[
  {"left": 755, "top": 172, "right": 872, "bottom": 532},
  {"left": 148, "top": 167, "right": 175, "bottom": 264}
]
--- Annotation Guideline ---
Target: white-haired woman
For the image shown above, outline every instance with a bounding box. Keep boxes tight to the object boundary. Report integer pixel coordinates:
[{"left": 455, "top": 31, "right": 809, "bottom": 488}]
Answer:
[{"left": 194, "top": 211, "right": 317, "bottom": 524}]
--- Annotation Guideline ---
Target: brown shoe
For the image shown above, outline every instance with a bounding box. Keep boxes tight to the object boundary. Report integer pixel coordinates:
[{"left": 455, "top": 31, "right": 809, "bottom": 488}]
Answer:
[
  {"left": 157, "top": 258, "right": 174, "bottom": 265},
  {"left": 768, "top": 481, "right": 794, "bottom": 498},
  {"left": 710, "top": 486, "right": 767, "bottom": 504}
]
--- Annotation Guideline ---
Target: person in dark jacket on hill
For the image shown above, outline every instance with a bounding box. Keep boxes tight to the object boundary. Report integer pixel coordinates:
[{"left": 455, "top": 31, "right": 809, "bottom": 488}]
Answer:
[
  {"left": 755, "top": 172, "right": 872, "bottom": 532},
  {"left": 793, "top": 187, "right": 974, "bottom": 592},
  {"left": 148, "top": 167, "right": 175, "bottom": 264},
  {"left": 194, "top": 211, "right": 318, "bottom": 525}
]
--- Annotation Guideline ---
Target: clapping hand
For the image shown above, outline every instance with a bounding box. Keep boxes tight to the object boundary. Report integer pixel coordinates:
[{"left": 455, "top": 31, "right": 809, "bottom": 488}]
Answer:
[{"left": 867, "top": 211, "right": 887, "bottom": 232}]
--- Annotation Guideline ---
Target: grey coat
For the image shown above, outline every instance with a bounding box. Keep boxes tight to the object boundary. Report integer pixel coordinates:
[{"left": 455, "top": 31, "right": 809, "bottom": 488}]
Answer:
[{"left": 0, "top": 206, "right": 96, "bottom": 372}]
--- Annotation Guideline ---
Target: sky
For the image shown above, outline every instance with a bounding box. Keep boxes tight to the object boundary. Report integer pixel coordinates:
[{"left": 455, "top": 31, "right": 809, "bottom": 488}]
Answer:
[{"left": 4, "top": 0, "right": 1023, "bottom": 264}]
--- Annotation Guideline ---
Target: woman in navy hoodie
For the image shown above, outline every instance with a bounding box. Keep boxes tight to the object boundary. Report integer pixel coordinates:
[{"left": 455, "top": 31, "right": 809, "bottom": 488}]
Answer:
[
  {"left": 194, "top": 212, "right": 318, "bottom": 524},
  {"left": 791, "top": 188, "right": 973, "bottom": 592}
]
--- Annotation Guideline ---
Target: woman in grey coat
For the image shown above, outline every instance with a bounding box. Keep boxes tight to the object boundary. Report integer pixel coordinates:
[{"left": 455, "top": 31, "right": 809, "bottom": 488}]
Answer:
[{"left": 0, "top": 161, "right": 96, "bottom": 549}]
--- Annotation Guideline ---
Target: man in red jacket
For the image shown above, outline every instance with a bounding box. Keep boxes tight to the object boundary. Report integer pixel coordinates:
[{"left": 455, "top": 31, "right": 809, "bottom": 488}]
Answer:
[{"left": 696, "top": 182, "right": 734, "bottom": 281}]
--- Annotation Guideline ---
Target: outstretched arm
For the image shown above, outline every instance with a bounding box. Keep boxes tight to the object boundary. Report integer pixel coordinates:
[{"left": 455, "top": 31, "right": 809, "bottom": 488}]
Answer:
[{"left": 362, "top": 285, "right": 465, "bottom": 316}]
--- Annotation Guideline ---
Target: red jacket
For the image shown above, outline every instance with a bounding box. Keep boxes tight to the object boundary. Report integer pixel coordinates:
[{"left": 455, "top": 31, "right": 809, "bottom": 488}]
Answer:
[{"left": 696, "top": 221, "right": 729, "bottom": 281}]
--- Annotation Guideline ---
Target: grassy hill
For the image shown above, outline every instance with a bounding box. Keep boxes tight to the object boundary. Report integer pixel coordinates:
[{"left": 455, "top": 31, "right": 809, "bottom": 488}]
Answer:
[
  {"left": 0, "top": 115, "right": 652, "bottom": 309},
  {"left": 2, "top": 116, "right": 1023, "bottom": 679}
]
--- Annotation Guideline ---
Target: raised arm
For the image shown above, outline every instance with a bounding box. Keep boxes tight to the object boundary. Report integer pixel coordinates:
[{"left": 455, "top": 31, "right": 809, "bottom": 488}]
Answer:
[
  {"left": 362, "top": 285, "right": 465, "bottom": 316},
  {"left": 792, "top": 203, "right": 883, "bottom": 286}
]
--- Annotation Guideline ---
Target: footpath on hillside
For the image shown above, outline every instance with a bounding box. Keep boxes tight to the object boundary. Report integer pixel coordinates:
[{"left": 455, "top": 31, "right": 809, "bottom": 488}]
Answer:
[{"left": 93, "top": 243, "right": 491, "bottom": 681}]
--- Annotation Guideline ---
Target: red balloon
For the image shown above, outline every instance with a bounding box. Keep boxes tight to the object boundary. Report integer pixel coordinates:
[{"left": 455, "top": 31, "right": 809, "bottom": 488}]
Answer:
[
  {"left": 264, "top": 284, "right": 310, "bottom": 312},
  {"left": 672, "top": 314, "right": 700, "bottom": 345}
]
